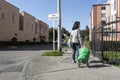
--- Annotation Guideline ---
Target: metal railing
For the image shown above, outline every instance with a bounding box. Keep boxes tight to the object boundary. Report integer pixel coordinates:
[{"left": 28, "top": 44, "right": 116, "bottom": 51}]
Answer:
[{"left": 92, "top": 20, "right": 120, "bottom": 64}]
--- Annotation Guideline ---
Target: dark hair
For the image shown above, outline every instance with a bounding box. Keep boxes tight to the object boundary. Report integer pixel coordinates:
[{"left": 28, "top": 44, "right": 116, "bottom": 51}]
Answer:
[{"left": 72, "top": 21, "right": 80, "bottom": 30}]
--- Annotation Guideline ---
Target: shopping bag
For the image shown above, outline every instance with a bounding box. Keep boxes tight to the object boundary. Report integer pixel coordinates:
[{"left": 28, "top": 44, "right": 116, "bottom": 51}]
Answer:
[
  {"left": 67, "top": 34, "right": 73, "bottom": 48},
  {"left": 77, "top": 47, "right": 90, "bottom": 64},
  {"left": 67, "top": 38, "right": 72, "bottom": 48}
]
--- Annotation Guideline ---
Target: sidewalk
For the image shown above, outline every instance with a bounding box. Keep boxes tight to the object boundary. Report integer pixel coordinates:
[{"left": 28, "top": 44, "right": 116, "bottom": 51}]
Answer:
[{"left": 20, "top": 48, "right": 120, "bottom": 80}]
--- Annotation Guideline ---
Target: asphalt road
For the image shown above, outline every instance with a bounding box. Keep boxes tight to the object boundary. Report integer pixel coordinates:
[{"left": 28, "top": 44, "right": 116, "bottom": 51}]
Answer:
[{"left": 0, "top": 44, "right": 54, "bottom": 80}]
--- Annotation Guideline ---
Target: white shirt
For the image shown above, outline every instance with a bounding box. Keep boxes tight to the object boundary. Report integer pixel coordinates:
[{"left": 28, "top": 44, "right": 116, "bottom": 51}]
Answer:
[{"left": 71, "top": 29, "right": 82, "bottom": 45}]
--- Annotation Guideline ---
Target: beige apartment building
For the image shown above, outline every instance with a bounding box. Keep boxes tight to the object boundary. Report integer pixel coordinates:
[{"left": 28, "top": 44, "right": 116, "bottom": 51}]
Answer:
[
  {"left": 35, "top": 19, "right": 49, "bottom": 42},
  {"left": 19, "top": 12, "right": 49, "bottom": 42},
  {"left": 89, "top": 4, "right": 110, "bottom": 41},
  {"left": 19, "top": 11, "right": 36, "bottom": 42},
  {"left": 0, "top": 0, "right": 19, "bottom": 42},
  {"left": 0, "top": 0, "right": 49, "bottom": 42},
  {"left": 39, "top": 20, "right": 49, "bottom": 42}
]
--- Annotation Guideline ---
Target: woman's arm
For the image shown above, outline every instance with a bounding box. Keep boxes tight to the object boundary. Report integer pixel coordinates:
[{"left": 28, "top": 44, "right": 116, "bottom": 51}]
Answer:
[{"left": 78, "top": 29, "right": 82, "bottom": 46}]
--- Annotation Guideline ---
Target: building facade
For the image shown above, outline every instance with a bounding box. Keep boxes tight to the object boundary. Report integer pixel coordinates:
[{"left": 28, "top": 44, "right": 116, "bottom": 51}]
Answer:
[
  {"left": 110, "top": 0, "right": 116, "bottom": 22},
  {"left": 19, "top": 11, "right": 36, "bottom": 42},
  {"left": 89, "top": 4, "right": 110, "bottom": 41},
  {"left": 39, "top": 20, "right": 49, "bottom": 42},
  {"left": 35, "top": 19, "right": 49, "bottom": 42},
  {"left": 116, "top": 0, "right": 120, "bottom": 40},
  {"left": 109, "top": 0, "right": 120, "bottom": 40},
  {"left": 0, "top": 0, "right": 19, "bottom": 42},
  {"left": 89, "top": 0, "right": 120, "bottom": 41},
  {"left": 0, "top": 0, "right": 49, "bottom": 42}
]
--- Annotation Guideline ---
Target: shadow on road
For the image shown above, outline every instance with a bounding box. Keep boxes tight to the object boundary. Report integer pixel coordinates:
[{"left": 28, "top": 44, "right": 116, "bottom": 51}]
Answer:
[{"left": 88, "top": 60, "right": 111, "bottom": 68}]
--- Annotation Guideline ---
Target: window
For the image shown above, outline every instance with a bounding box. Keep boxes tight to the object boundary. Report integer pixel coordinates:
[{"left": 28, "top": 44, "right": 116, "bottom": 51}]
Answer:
[
  {"left": 12, "top": 13, "right": 15, "bottom": 23},
  {"left": 0, "top": 31, "right": 1, "bottom": 35},
  {"left": 26, "top": 22, "right": 29, "bottom": 30},
  {"left": 114, "top": 14, "right": 116, "bottom": 20},
  {"left": 101, "top": 21, "right": 106, "bottom": 25},
  {"left": 19, "top": 15, "right": 24, "bottom": 31},
  {"left": 101, "top": 13, "right": 106, "bottom": 17},
  {"left": 32, "top": 22, "right": 34, "bottom": 30},
  {"left": 35, "top": 22, "right": 37, "bottom": 34},
  {"left": 114, "top": 0, "right": 116, "bottom": 10},
  {"left": 101, "top": 6, "right": 106, "bottom": 10},
  {"left": 0, "top": 7, "right": 2, "bottom": 13},
  {"left": 2, "top": 13, "right": 4, "bottom": 20},
  {"left": 0, "top": 7, "right": 4, "bottom": 20},
  {"left": 2, "top": 9, "right": 4, "bottom": 20}
]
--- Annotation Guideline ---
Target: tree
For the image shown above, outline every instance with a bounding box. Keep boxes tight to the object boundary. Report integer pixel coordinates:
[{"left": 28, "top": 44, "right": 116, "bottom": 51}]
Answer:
[
  {"left": 81, "top": 25, "right": 89, "bottom": 41},
  {"left": 85, "top": 25, "right": 89, "bottom": 31},
  {"left": 49, "top": 27, "right": 70, "bottom": 42},
  {"left": 49, "top": 27, "right": 57, "bottom": 42},
  {"left": 61, "top": 27, "right": 70, "bottom": 37}
]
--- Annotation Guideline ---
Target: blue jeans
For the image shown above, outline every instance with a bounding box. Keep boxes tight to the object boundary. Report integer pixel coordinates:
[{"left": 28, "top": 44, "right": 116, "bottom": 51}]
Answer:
[{"left": 72, "top": 43, "right": 80, "bottom": 62}]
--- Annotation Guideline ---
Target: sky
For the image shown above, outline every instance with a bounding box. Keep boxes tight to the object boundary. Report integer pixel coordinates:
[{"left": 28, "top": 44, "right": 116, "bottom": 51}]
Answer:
[{"left": 6, "top": 0, "right": 109, "bottom": 32}]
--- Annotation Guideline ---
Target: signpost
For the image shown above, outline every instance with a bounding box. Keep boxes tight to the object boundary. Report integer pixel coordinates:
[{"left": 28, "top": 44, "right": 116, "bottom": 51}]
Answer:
[
  {"left": 48, "top": 13, "right": 59, "bottom": 51},
  {"left": 57, "top": 0, "right": 62, "bottom": 52},
  {"left": 48, "top": 13, "right": 59, "bottom": 20}
]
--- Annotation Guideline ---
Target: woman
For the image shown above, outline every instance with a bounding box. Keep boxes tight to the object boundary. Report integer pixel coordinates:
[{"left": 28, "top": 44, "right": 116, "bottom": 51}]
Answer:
[{"left": 70, "top": 21, "right": 82, "bottom": 63}]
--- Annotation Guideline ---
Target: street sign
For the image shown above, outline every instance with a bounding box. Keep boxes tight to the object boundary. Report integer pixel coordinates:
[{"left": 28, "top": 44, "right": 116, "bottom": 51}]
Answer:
[
  {"left": 48, "top": 13, "right": 58, "bottom": 51},
  {"left": 48, "top": 13, "right": 59, "bottom": 20}
]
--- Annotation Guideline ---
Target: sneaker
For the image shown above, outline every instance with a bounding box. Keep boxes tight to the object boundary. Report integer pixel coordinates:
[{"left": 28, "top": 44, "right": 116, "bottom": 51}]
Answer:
[
  {"left": 72, "top": 60, "right": 76, "bottom": 63},
  {"left": 76, "top": 61, "right": 78, "bottom": 63}
]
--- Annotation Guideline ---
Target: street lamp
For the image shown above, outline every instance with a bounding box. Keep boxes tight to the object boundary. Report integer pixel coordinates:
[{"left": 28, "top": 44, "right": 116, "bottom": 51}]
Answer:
[{"left": 57, "top": 0, "right": 62, "bottom": 52}]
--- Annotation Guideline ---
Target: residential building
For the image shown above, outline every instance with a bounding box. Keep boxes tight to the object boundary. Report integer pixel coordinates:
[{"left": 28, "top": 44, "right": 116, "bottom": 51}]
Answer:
[
  {"left": 116, "top": 0, "right": 120, "bottom": 40},
  {"left": 0, "top": 0, "right": 19, "bottom": 42},
  {"left": 89, "top": 4, "right": 110, "bottom": 41},
  {"left": 0, "top": 0, "right": 49, "bottom": 43},
  {"left": 19, "top": 13, "right": 49, "bottom": 42},
  {"left": 110, "top": 0, "right": 120, "bottom": 40},
  {"left": 39, "top": 20, "right": 49, "bottom": 42},
  {"left": 110, "top": 0, "right": 117, "bottom": 32},
  {"left": 35, "top": 19, "right": 40, "bottom": 41},
  {"left": 19, "top": 11, "right": 36, "bottom": 42},
  {"left": 33, "top": 19, "right": 49, "bottom": 42},
  {"left": 19, "top": 12, "right": 49, "bottom": 42},
  {"left": 110, "top": 0, "right": 116, "bottom": 21}
]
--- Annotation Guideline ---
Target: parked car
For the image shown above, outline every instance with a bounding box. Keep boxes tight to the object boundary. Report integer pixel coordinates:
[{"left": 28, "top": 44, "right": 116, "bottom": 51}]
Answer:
[
  {"left": 61, "top": 39, "right": 66, "bottom": 45},
  {"left": 54, "top": 39, "right": 66, "bottom": 45}
]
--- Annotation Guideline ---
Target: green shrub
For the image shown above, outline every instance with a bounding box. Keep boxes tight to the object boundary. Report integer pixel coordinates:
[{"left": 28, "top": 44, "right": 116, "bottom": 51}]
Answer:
[
  {"left": 85, "top": 36, "right": 89, "bottom": 41},
  {"left": 103, "top": 41, "right": 120, "bottom": 51},
  {"left": 41, "top": 51, "right": 63, "bottom": 56},
  {"left": 103, "top": 52, "right": 120, "bottom": 60},
  {"left": 85, "top": 41, "right": 91, "bottom": 50}
]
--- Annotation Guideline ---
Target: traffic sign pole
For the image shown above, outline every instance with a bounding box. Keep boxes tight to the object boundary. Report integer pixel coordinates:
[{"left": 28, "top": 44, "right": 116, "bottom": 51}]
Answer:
[
  {"left": 53, "top": 20, "right": 55, "bottom": 51},
  {"left": 57, "top": 0, "right": 62, "bottom": 52},
  {"left": 48, "top": 13, "right": 59, "bottom": 51}
]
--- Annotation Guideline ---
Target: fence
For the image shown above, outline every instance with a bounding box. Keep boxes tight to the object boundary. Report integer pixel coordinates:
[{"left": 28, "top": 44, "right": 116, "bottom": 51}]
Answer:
[{"left": 92, "top": 20, "right": 120, "bottom": 65}]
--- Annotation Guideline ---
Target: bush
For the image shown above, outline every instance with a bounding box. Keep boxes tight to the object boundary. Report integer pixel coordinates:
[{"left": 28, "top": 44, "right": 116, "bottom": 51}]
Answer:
[
  {"left": 41, "top": 51, "right": 63, "bottom": 56},
  {"left": 85, "top": 36, "right": 89, "bottom": 41},
  {"left": 40, "top": 40, "right": 47, "bottom": 44},
  {"left": 91, "top": 40, "right": 120, "bottom": 51},
  {"left": 11, "top": 37, "right": 17, "bottom": 43},
  {"left": 103, "top": 41, "right": 120, "bottom": 51},
  {"left": 85, "top": 41, "right": 91, "bottom": 50}
]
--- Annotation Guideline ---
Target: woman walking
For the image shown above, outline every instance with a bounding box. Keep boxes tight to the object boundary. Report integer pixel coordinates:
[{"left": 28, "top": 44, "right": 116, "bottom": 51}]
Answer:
[{"left": 70, "top": 21, "right": 82, "bottom": 63}]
